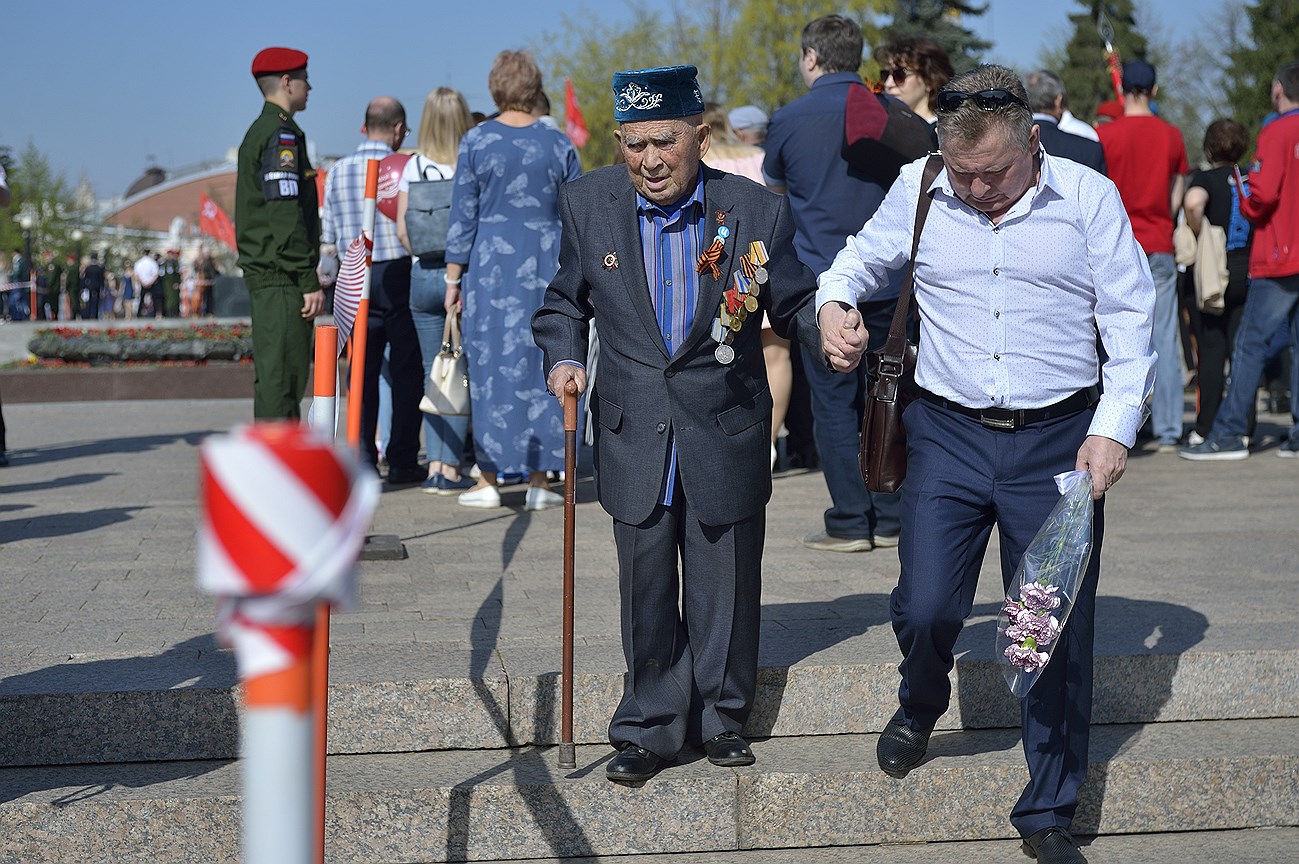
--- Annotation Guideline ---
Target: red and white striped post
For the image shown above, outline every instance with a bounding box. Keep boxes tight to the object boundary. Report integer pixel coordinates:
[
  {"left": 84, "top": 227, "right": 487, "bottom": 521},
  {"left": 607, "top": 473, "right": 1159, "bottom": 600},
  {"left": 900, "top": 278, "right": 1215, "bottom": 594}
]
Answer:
[
  {"left": 197, "top": 423, "right": 378, "bottom": 864},
  {"left": 345, "top": 159, "right": 380, "bottom": 449},
  {"left": 309, "top": 325, "right": 338, "bottom": 441}
]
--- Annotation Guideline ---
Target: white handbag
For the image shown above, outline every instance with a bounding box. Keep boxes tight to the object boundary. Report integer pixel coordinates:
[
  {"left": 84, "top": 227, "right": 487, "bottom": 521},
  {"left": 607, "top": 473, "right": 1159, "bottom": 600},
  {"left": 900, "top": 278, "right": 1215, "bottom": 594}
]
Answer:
[{"left": 419, "top": 314, "right": 470, "bottom": 416}]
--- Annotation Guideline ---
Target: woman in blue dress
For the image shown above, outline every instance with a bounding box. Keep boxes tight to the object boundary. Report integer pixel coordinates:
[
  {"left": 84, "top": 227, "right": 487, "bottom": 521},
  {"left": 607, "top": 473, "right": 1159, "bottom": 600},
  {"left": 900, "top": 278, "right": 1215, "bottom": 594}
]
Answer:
[{"left": 444, "top": 50, "right": 582, "bottom": 510}]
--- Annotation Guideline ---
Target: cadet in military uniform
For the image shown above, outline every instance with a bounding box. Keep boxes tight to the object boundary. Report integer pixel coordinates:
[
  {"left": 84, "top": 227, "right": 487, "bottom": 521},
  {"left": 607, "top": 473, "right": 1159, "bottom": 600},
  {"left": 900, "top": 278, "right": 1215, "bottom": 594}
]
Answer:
[{"left": 236, "top": 46, "right": 323, "bottom": 419}]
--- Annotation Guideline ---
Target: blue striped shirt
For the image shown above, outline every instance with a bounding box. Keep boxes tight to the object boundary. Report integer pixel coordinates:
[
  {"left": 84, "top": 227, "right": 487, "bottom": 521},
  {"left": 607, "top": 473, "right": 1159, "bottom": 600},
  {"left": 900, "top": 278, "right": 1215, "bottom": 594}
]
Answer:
[{"left": 636, "top": 174, "right": 706, "bottom": 506}]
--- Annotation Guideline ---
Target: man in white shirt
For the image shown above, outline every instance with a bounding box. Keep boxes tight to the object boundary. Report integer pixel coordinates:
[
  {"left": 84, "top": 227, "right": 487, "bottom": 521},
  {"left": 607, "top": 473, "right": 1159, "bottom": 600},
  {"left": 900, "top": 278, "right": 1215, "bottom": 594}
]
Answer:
[
  {"left": 819, "top": 65, "right": 1155, "bottom": 864},
  {"left": 132, "top": 250, "right": 161, "bottom": 318}
]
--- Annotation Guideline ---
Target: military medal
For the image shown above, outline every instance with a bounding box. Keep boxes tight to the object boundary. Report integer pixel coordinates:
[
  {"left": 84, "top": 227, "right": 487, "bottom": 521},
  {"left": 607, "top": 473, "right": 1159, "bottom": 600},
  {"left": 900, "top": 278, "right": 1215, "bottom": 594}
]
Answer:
[
  {"left": 602, "top": 251, "right": 619, "bottom": 271},
  {"left": 696, "top": 225, "right": 730, "bottom": 280},
  {"left": 714, "top": 343, "right": 735, "bottom": 364}
]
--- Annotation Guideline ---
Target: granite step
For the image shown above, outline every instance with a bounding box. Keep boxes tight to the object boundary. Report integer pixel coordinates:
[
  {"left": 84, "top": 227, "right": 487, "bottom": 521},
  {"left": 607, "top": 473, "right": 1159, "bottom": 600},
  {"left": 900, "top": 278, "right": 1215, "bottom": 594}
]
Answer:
[
  {"left": 3, "top": 645, "right": 1297, "bottom": 766},
  {"left": 2, "top": 718, "right": 1296, "bottom": 863},
  {"left": 491, "top": 827, "right": 1299, "bottom": 864}
]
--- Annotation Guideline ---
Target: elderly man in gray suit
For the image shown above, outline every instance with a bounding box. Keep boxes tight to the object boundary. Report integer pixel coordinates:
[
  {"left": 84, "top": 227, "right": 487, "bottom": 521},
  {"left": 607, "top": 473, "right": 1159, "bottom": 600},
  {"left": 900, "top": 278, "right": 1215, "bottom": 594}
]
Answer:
[{"left": 533, "top": 65, "right": 822, "bottom": 783}]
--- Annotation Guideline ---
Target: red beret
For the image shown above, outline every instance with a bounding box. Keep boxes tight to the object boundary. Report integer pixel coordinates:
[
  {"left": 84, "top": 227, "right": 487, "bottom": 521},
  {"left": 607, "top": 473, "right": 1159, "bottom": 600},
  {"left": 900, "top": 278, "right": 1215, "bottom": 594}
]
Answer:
[
  {"left": 1094, "top": 100, "right": 1123, "bottom": 120},
  {"left": 251, "top": 47, "right": 308, "bottom": 78}
]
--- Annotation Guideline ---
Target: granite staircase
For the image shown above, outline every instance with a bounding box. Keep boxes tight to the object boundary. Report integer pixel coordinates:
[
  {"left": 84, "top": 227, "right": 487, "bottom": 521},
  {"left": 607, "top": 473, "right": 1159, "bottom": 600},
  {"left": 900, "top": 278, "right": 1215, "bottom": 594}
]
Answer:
[{"left": 2, "top": 634, "right": 1297, "bottom": 863}]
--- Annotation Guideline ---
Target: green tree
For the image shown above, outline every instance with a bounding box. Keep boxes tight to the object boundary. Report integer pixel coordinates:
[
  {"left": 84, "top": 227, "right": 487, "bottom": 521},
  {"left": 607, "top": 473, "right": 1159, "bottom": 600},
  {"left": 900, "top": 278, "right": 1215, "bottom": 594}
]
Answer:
[
  {"left": 1226, "top": 0, "right": 1299, "bottom": 134},
  {"left": 539, "top": 0, "right": 889, "bottom": 171},
  {"left": 0, "top": 141, "right": 82, "bottom": 263},
  {"left": 880, "top": 0, "right": 991, "bottom": 72},
  {"left": 1049, "top": 1, "right": 1150, "bottom": 125}
]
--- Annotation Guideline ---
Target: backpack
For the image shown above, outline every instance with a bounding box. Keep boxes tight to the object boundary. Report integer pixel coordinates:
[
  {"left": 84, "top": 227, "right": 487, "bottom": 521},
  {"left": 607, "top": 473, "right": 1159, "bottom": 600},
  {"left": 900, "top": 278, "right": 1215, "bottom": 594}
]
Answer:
[
  {"left": 1193, "top": 173, "right": 1250, "bottom": 315},
  {"left": 1225, "top": 175, "right": 1250, "bottom": 252},
  {"left": 404, "top": 155, "right": 453, "bottom": 260}
]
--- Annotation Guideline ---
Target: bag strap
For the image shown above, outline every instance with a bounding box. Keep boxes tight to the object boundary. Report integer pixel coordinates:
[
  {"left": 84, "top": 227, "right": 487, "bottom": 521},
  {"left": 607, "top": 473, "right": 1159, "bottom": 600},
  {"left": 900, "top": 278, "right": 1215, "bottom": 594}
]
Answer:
[
  {"left": 443, "top": 312, "right": 462, "bottom": 353},
  {"left": 882, "top": 154, "right": 944, "bottom": 351}
]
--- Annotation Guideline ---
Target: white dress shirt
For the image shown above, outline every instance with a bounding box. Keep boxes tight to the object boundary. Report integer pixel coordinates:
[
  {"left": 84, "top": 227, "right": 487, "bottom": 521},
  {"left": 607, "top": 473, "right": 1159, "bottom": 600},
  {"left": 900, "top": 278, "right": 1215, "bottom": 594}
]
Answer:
[
  {"left": 1059, "top": 109, "right": 1100, "bottom": 142},
  {"left": 817, "top": 150, "right": 1156, "bottom": 447}
]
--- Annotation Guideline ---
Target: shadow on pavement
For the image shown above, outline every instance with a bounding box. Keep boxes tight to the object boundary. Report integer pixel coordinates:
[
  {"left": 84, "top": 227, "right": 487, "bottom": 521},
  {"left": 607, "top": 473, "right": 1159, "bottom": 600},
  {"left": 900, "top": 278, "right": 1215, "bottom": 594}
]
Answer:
[
  {"left": 0, "top": 472, "right": 116, "bottom": 496},
  {"left": 0, "top": 506, "right": 144, "bottom": 542},
  {"left": 6, "top": 431, "right": 213, "bottom": 466}
]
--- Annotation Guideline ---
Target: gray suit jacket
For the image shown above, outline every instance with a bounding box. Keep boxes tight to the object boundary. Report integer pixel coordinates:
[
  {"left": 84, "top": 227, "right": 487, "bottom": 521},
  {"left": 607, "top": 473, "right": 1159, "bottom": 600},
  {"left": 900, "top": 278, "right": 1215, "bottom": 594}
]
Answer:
[{"left": 532, "top": 165, "right": 821, "bottom": 527}]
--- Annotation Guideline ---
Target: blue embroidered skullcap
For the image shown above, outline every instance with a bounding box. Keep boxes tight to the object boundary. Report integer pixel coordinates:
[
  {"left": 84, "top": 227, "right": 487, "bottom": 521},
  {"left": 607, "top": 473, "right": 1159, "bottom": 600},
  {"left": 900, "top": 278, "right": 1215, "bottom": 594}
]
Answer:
[{"left": 611, "top": 65, "right": 705, "bottom": 123}]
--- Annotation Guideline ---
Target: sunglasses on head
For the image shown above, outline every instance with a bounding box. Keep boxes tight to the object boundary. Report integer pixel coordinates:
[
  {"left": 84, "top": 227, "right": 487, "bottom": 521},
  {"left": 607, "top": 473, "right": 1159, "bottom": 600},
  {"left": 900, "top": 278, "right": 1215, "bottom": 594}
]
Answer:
[
  {"left": 882, "top": 68, "right": 909, "bottom": 84},
  {"left": 936, "top": 89, "right": 1031, "bottom": 113}
]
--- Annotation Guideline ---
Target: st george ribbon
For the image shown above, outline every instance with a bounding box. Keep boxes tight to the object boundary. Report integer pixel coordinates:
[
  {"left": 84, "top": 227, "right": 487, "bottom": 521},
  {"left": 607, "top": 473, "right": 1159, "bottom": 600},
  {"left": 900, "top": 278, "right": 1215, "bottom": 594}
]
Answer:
[{"left": 197, "top": 422, "right": 378, "bottom": 864}]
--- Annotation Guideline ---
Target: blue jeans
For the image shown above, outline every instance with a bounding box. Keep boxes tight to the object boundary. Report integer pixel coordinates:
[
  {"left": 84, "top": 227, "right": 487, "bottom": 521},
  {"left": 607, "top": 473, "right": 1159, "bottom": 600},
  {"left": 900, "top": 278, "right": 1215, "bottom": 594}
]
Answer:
[
  {"left": 1147, "top": 253, "right": 1184, "bottom": 443},
  {"left": 799, "top": 297, "right": 903, "bottom": 540},
  {"left": 1210, "top": 274, "right": 1299, "bottom": 440},
  {"left": 410, "top": 258, "right": 468, "bottom": 467}
]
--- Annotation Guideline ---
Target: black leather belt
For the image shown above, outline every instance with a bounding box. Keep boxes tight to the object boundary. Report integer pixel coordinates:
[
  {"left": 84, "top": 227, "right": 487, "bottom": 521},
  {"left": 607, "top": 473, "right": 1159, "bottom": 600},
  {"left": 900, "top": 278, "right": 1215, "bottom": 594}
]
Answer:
[{"left": 917, "top": 386, "right": 1100, "bottom": 430}]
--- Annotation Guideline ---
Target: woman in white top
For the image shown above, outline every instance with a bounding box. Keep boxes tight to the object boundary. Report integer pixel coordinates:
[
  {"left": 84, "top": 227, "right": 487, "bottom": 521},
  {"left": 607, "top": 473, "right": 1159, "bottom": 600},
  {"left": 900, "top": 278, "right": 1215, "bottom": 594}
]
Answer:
[{"left": 396, "top": 87, "right": 475, "bottom": 494}]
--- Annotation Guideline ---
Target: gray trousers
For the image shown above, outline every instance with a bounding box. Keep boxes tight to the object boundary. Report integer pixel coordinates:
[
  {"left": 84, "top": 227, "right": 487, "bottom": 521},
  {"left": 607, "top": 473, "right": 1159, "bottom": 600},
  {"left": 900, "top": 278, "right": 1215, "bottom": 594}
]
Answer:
[{"left": 609, "top": 494, "right": 765, "bottom": 759}]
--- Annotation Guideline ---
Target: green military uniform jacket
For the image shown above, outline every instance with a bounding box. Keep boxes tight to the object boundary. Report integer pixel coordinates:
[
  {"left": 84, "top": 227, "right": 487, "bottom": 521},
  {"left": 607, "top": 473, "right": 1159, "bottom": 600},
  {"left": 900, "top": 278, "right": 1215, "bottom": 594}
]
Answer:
[{"left": 235, "top": 101, "right": 320, "bottom": 291}]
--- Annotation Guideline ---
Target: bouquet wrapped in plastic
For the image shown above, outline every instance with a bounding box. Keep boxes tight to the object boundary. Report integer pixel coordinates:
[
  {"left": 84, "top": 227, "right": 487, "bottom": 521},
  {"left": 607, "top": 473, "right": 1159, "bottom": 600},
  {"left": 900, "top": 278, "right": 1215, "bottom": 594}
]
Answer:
[{"left": 996, "top": 470, "right": 1094, "bottom": 697}]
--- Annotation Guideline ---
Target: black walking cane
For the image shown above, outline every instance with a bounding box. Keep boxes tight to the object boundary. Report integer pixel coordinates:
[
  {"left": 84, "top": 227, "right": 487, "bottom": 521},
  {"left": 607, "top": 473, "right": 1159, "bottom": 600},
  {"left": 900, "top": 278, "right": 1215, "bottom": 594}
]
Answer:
[{"left": 558, "top": 382, "right": 578, "bottom": 769}]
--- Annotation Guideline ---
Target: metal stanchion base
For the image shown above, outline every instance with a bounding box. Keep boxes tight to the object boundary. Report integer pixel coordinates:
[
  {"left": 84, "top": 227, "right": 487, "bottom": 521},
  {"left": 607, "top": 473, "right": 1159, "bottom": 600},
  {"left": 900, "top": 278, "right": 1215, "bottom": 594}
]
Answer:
[
  {"left": 359, "top": 534, "right": 406, "bottom": 561},
  {"left": 558, "top": 742, "right": 576, "bottom": 770}
]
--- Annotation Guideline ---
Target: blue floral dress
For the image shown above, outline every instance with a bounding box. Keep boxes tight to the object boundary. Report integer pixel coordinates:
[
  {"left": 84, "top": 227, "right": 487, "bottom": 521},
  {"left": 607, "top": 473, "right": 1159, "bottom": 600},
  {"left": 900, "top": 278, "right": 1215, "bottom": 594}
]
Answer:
[{"left": 446, "top": 120, "right": 582, "bottom": 475}]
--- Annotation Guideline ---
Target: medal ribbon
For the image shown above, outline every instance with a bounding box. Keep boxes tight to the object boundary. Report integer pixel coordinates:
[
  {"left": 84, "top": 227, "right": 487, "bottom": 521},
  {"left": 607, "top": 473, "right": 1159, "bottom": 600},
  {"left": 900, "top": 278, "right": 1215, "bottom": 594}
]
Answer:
[{"left": 695, "top": 236, "right": 724, "bottom": 280}]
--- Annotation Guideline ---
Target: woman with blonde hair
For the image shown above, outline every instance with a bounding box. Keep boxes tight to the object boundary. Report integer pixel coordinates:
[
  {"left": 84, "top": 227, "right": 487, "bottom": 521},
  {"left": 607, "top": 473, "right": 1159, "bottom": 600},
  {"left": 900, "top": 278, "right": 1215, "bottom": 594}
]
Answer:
[
  {"left": 396, "top": 86, "right": 475, "bottom": 493},
  {"left": 444, "top": 50, "right": 582, "bottom": 510}
]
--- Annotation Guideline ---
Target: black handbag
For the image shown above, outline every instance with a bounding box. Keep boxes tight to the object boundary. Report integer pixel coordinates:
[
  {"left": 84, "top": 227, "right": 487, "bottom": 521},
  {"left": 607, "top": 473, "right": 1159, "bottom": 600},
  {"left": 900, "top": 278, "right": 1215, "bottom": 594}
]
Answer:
[{"left": 859, "top": 155, "right": 943, "bottom": 493}]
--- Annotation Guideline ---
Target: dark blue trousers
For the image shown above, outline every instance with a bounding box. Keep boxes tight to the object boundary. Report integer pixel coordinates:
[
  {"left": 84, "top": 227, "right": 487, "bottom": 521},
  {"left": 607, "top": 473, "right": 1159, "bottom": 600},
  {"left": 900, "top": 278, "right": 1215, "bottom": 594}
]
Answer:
[
  {"left": 892, "top": 399, "right": 1103, "bottom": 837},
  {"left": 799, "top": 297, "right": 903, "bottom": 540}
]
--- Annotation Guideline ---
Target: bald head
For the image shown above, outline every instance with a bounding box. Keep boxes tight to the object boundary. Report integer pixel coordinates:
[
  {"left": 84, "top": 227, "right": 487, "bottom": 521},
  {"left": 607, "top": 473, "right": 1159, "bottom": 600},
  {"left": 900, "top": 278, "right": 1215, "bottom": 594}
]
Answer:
[{"left": 364, "top": 97, "right": 406, "bottom": 139}]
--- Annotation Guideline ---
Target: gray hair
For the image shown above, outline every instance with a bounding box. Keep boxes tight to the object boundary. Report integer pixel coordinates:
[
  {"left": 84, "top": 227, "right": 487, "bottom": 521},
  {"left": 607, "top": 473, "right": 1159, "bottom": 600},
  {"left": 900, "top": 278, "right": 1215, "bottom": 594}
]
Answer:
[
  {"left": 1024, "top": 69, "right": 1066, "bottom": 113},
  {"left": 936, "top": 64, "right": 1033, "bottom": 151}
]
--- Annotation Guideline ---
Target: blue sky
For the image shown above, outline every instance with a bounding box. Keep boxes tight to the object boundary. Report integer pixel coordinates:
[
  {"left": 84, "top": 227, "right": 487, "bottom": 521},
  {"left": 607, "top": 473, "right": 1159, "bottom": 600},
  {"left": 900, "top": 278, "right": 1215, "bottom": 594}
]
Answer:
[{"left": 3, "top": 0, "right": 1224, "bottom": 200}]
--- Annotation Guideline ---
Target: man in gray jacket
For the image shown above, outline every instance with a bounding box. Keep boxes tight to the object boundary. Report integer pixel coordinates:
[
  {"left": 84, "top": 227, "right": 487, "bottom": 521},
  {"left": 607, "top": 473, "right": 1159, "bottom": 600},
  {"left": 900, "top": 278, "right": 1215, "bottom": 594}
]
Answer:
[{"left": 533, "top": 64, "right": 821, "bottom": 783}]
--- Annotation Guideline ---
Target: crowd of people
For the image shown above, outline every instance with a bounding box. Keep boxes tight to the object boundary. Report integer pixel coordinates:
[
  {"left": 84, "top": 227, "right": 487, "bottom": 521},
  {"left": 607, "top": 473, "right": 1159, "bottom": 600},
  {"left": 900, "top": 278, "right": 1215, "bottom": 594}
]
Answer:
[
  {"left": 0, "top": 12, "right": 1290, "bottom": 864},
  {"left": 2, "top": 245, "right": 222, "bottom": 321}
]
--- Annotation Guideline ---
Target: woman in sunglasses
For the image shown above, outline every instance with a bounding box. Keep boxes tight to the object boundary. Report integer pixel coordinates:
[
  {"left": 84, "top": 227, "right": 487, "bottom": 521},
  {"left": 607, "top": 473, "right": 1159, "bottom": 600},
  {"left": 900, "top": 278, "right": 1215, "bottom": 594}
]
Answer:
[{"left": 874, "top": 36, "right": 954, "bottom": 125}]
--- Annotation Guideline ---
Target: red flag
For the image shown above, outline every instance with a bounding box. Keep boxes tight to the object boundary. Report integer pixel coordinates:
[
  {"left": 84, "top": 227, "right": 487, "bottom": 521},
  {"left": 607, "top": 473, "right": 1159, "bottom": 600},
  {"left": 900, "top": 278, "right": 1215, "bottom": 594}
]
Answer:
[
  {"left": 199, "top": 194, "right": 237, "bottom": 250},
  {"left": 331, "top": 232, "right": 372, "bottom": 354},
  {"left": 565, "top": 78, "right": 589, "bottom": 149}
]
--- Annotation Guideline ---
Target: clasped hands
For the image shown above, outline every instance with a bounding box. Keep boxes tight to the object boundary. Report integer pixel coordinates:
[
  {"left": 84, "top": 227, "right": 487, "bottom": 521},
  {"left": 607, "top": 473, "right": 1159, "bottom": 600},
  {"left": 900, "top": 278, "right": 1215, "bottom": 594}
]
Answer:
[{"left": 819, "top": 301, "right": 867, "bottom": 372}]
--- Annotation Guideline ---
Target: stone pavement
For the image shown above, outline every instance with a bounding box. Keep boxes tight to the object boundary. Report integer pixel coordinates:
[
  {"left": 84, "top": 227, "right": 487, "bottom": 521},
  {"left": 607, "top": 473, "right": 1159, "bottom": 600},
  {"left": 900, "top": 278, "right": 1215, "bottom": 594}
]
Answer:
[
  {"left": 0, "top": 394, "right": 1297, "bottom": 862},
  {"left": 1, "top": 394, "right": 1295, "bottom": 684}
]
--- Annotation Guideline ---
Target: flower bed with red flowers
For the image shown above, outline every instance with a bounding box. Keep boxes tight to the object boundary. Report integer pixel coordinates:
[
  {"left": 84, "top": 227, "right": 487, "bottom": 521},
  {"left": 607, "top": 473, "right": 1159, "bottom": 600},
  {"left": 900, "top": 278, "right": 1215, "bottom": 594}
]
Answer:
[{"left": 24, "top": 324, "right": 254, "bottom": 365}]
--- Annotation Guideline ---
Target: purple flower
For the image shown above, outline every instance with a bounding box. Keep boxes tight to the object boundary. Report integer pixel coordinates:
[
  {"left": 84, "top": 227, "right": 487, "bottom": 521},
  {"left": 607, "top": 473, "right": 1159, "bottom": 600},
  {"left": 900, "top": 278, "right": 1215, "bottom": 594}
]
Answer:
[
  {"left": 1005, "top": 612, "right": 1061, "bottom": 647},
  {"left": 1004, "top": 643, "right": 1051, "bottom": 672},
  {"left": 1020, "top": 582, "right": 1062, "bottom": 612},
  {"left": 1002, "top": 599, "right": 1024, "bottom": 618}
]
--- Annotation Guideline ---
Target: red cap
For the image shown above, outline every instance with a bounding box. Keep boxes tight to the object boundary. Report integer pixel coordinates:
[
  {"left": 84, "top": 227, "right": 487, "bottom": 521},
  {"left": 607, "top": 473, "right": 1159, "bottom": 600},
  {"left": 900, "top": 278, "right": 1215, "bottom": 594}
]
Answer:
[
  {"left": 251, "top": 47, "right": 308, "bottom": 78},
  {"left": 1094, "top": 100, "right": 1123, "bottom": 120}
]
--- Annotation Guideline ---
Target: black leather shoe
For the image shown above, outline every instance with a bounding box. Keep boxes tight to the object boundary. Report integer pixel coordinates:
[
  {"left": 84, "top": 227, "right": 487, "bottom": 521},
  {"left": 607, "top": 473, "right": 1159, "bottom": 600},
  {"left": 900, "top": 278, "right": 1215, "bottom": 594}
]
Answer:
[
  {"left": 1021, "top": 827, "right": 1088, "bottom": 864},
  {"left": 876, "top": 708, "right": 931, "bottom": 778},
  {"left": 703, "top": 731, "right": 755, "bottom": 767},
  {"left": 605, "top": 745, "right": 662, "bottom": 782},
  {"left": 385, "top": 468, "right": 426, "bottom": 486}
]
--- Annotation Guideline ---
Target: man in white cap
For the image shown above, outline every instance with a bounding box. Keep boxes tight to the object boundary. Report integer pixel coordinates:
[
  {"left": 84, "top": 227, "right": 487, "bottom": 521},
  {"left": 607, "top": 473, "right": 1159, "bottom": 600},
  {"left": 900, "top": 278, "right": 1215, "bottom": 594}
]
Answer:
[
  {"left": 534, "top": 64, "right": 820, "bottom": 783},
  {"left": 728, "top": 105, "right": 769, "bottom": 147}
]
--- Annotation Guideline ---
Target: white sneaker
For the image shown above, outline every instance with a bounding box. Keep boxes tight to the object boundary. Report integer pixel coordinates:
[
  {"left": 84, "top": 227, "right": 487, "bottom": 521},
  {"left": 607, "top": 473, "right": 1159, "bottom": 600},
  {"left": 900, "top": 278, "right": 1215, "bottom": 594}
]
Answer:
[
  {"left": 458, "top": 484, "right": 502, "bottom": 509},
  {"left": 525, "top": 486, "right": 563, "bottom": 511},
  {"left": 1186, "top": 430, "right": 1205, "bottom": 447}
]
